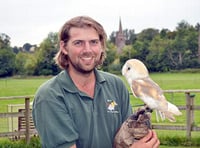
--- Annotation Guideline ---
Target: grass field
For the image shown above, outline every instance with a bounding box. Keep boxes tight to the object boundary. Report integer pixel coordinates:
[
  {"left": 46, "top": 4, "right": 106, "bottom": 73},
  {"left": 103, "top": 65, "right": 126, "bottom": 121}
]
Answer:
[
  {"left": 1, "top": 73, "right": 200, "bottom": 97},
  {"left": 0, "top": 76, "right": 50, "bottom": 97},
  {"left": 0, "top": 73, "right": 200, "bottom": 147},
  {"left": 0, "top": 73, "right": 200, "bottom": 122}
]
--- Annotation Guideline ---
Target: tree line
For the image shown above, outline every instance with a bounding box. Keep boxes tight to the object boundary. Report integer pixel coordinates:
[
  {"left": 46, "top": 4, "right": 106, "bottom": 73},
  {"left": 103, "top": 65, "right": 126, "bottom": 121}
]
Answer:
[{"left": 0, "top": 20, "right": 200, "bottom": 77}]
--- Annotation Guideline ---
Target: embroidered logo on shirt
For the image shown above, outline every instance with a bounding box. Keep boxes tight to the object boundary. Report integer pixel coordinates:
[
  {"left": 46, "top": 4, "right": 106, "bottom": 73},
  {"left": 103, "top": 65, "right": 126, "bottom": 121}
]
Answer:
[{"left": 107, "top": 100, "right": 119, "bottom": 113}]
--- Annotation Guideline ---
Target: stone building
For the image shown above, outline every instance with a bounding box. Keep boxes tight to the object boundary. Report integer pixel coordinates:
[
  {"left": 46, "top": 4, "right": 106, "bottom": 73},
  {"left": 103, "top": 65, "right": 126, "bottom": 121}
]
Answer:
[{"left": 115, "top": 18, "right": 125, "bottom": 54}]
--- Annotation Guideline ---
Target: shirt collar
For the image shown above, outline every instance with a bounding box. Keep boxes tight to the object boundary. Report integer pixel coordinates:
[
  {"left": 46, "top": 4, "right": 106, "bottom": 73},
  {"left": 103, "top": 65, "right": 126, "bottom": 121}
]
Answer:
[{"left": 59, "top": 69, "right": 106, "bottom": 93}]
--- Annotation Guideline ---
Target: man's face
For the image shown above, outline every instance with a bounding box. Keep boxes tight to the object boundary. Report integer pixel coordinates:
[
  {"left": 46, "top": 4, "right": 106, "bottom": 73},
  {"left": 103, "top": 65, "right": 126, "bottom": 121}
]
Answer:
[{"left": 64, "top": 27, "right": 103, "bottom": 74}]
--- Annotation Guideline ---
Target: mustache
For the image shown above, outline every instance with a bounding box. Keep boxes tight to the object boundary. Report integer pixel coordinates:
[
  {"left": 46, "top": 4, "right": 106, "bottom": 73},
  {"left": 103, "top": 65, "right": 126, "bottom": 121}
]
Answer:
[{"left": 80, "top": 52, "right": 95, "bottom": 57}]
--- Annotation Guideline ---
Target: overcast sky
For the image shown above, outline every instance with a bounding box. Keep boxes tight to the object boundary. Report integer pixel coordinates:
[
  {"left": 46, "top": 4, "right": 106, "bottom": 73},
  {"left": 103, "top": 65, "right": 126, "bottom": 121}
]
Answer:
[{"left": 0, "top": 0, "right": 200, "bottom": 47}]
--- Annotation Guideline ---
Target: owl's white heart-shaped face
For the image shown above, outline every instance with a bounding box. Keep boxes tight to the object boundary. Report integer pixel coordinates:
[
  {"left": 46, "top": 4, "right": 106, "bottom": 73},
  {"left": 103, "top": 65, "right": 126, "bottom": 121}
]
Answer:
[{"left": 122, "top": 59, "right": 149, "bottom": 85}]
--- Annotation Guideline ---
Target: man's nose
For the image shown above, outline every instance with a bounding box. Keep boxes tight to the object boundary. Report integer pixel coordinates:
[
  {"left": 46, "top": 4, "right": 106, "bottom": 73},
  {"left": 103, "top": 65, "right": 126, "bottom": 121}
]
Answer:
[{"left": 84, "top": 42, "right": 92, "bottom": 50}]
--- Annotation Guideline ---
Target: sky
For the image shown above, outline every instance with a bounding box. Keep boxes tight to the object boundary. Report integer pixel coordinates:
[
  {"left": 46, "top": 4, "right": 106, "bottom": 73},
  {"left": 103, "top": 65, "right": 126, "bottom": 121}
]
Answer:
[{"left": 0, "top": 0, "right": 200, "bottom": 47}]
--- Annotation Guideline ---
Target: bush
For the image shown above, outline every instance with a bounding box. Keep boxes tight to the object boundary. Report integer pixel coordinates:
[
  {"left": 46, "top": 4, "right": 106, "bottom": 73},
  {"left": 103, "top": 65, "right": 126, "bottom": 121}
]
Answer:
[
  {"left": 170, "top": 68, "right": 200, "bottom": 73},
  {"left": 0, "top": 137, "right": 41, "bottom": 148},
  {"left": 159, "top": 136, "right": 200, "bottom": 147},
  {"left": 1, "top": 135, "right": 200, "bottom": 147}
]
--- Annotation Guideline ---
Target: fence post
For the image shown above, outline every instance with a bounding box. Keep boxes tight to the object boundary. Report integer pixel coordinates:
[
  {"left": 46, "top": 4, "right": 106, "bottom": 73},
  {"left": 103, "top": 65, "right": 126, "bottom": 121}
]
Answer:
[
  {"left": 25, "top": 97, "right": 30, "bottom": 144},
  {"left": 185, "top": 92, "right": 195, "bottom": 139}
]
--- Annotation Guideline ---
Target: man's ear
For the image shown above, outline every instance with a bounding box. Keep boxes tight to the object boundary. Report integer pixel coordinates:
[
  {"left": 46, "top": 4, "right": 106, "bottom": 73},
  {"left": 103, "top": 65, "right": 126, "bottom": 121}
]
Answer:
[{"left": 60, "top": 41, "right": 68, "bottom": 55}]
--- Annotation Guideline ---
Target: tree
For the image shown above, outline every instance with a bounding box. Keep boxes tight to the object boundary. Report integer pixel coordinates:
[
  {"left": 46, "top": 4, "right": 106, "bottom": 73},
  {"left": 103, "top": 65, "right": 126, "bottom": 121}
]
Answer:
[
  {"left": 0, "top": 33, "right": 15, "bottom": 77},
  {"left": 130, "top": 28, "right": 159, "bottom": 62},
  {"left": 166, "top": 21, "right": 198, "bottom": 69},
  {"left": 0, "top": 49, "right": 15, "bottom": 77},
  {"left": 119, "top": 45, "right": 137, "bottom": 66},
  {"left": 137, "top": 28, "right": 159, "bottom": 42},
  {"left": 132, "top": 40, "right": 149, "bottom": 61},
  {"left": 147, "top": 35, "right": 172, "bottom": 72},
  {"left": 109, "top": 31, "right": 117, "bottom": 44},
  {"left": 24, "top": 53, "right": 38, "bottom": 75},
  {"left": 15, "top": 52, "right": 37, "bottom": 75},
  {"left": 123, "top": 29, "right": 136, "bottom": 45},
  {"left": 102, "top": 41, "right": 117, "bottom": 71},
  {"left": 12, "top": 46, "right": 20, "bottom": 54},
  {"left": 15, "top": 52, "right": 27, "bottom": 75},
  {"left": 35, "top": 32, "right": 60, "bottom": 75},
  {"left": 0, "top": 33, "right": 10, "bottom": 49}
]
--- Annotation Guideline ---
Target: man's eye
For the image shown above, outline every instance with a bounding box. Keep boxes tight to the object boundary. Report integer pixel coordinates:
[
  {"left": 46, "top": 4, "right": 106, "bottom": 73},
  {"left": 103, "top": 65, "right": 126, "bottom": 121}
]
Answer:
[
  {"left": 73, "top": 41, "right": 83, "bottom": 46},
  {"left": 90, "top": 40, "right": 99, "bottom": 45}
]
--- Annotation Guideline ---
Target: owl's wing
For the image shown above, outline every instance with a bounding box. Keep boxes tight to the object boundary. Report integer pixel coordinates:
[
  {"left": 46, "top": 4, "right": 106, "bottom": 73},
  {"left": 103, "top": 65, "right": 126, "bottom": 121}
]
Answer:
[{"left": 131, "top": 77, "right": 168, "bottom": 111}]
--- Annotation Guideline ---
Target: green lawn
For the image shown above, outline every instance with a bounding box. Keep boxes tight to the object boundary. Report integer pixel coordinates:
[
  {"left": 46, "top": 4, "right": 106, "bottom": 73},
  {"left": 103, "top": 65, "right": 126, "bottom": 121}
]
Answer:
[
  {"left": 0, "top": 77, "right": 50, "bottom": 97},
  {"left": 1, "top": 72, "right": 200, "bottom": 96},
  {"left": 0, "top": 77, "right": 50, "bottom": 114},
  {"left": 1, "top": 72, "right": 200, "bottom": 116}
]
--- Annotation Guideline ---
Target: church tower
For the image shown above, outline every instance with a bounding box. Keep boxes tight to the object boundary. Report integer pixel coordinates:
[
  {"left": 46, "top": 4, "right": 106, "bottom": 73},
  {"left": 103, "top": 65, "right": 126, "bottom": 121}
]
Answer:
[{"left": 115, "top": 17, "right": 125, "bottom": 54}]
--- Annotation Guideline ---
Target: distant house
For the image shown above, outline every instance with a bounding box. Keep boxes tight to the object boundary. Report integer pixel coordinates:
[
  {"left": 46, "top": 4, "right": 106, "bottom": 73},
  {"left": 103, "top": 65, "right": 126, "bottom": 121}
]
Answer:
[
  {"left": 22, "top": 43, "right": 37, "bottom": 53},
  {"left": 29, "top": 45, "right": 37, "bottom": 52},
  {"left": 115, "top": 18, "right": 125, "bottom": 54}
]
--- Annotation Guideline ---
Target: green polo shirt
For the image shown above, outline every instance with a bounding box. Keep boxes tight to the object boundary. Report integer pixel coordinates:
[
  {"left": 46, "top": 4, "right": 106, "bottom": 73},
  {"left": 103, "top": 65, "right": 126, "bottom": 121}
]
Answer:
[{"left": 32, "top": 69, "right": 132, "bottom": 148}]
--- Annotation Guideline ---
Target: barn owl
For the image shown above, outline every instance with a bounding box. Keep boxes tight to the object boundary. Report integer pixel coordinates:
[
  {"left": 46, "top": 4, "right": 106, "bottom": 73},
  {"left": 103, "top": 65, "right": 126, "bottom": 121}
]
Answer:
[{"left": 122, "top": 59, "right": 182, "bottom": 122}]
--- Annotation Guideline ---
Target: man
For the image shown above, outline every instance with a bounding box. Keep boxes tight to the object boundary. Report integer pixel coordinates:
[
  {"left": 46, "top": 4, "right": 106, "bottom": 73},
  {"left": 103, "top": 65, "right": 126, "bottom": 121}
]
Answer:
[{"left": 32, "top": 16, "right": 160, "bottom": 148}]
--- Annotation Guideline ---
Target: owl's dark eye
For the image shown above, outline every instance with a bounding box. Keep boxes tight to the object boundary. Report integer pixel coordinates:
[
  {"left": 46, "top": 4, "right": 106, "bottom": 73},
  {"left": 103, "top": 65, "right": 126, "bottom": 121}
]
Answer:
[{"left": 127, "top": 67, "right": 131, "bottom": 71}]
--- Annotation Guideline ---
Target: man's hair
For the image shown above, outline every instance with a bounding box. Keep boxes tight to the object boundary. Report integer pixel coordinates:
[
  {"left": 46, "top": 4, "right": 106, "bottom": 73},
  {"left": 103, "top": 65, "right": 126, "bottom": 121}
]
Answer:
[{"left": 54, "top": 16, "right": 107, "bottom": 70}]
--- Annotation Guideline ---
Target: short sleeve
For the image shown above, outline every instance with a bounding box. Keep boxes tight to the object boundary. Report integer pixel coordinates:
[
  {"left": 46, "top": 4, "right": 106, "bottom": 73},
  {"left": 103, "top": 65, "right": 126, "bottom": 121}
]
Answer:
[{"left": 32, "top": 89, "right": 78, "bottom": 148}]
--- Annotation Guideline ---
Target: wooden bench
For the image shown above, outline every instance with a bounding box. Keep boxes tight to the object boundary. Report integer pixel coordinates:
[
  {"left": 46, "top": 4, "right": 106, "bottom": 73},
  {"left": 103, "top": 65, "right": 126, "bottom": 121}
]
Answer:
[{"left": 17, "top": 109, "right": 37, "bottom": 139}]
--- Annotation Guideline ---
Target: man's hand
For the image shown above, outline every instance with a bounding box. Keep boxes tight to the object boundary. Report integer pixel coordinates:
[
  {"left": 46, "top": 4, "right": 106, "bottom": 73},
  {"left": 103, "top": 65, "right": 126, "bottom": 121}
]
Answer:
[
  {"left": 114, "top": 107, "right": 152, "bottom": 148},
  {"left": 70, "top": 144, "right": 77, "bottom": 148},
  {"left": 130, "top": 130, "right": 160, "bottom": 148}
]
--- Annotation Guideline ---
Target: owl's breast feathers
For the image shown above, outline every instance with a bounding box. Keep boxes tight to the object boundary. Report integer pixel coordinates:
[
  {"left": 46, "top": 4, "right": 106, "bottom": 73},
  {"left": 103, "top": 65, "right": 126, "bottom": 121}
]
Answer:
[{"left": 131, "top": 77, "right": 168, "bottom": 107}]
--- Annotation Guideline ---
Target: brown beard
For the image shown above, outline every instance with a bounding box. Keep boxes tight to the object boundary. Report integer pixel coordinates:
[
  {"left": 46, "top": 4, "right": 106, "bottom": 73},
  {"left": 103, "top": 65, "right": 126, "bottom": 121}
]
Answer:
[{"left": 68, "top": 56, "right": 98, "bottom": 74}]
